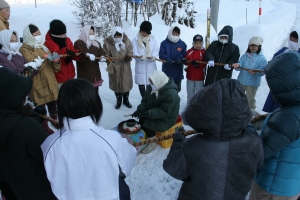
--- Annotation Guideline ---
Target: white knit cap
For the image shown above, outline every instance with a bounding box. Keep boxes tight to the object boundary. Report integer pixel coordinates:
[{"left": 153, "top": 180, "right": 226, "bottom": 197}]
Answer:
[
  {"left": 0, "top": 0, "right": 9, "bottom": 9},
  {"left": 249, "top": 36, "right": 263, "bottom": 46}
]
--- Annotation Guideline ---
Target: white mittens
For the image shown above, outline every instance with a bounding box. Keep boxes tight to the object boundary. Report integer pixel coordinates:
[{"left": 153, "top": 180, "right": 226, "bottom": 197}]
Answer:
[
  {"left": 224, "top": 64, "right": 231, "bottom": 70},
  {"left": 208, "top": 60, "right": 214, "bottom": 67},
  {"left": 150, "top": 57, "right": 156, "bottom": 61},
  {"left": 24, "top": 62, "right": 38, "bottom": 70},
  {"left": 34, "top": 56, "right": 44, "bottom": 68},
  {"left": 141, "top": 55, "right": 147, "bottom": 61},
  {"left": 100, "top": 56, "right": 106, "bottom": 62},
  {"left": 86, "top": 53, "right": 96, "bottom": 61}
]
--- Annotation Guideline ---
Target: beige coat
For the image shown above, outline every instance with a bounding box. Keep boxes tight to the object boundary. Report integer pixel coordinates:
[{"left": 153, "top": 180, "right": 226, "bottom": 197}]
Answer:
[
  {"left": 20, "top": 43, "right": 60, "bottom": 106},
  {"left": 0, "top": 16, "right": 9, "bottom": 31},
  {"left": 103, "top": 34, "right": 133, "bottom": 93}
]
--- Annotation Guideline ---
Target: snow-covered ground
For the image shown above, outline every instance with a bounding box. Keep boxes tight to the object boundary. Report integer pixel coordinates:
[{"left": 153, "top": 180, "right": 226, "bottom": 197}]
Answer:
[{"left": 6, "top": 0, "right": 299, "bottom": 199}]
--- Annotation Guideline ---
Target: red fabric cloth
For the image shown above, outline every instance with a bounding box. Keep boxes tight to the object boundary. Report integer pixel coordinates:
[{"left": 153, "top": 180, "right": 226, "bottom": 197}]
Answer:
[
  {"left": 185, "top": 47, "right": 206, "bottom": 81},
  {"left": 44, "top": 31, "right": 81, "bottom": 83}
]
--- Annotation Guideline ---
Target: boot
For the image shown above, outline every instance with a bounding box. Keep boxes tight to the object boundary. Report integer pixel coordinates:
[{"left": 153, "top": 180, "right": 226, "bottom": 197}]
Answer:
[
  {"left": 138, "top": 85, "right": 145, "bottom": 97},
  {"left": 49, "top": 113, "right": 60, "bottom": 129},
  {"left": 123, "top": 92, "right": 132, "bottom": 108},
  {"left": 42, "top": 119, "right": 54, "bottom": 134},
  {"left": 141, "top": 136, "right": 156, "bottom": 154},
  {"left": 115, "top": 93, "right": 122, "bottom": 109}
]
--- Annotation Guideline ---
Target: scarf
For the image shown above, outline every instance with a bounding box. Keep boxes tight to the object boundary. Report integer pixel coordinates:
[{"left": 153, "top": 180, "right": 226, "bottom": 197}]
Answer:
[
  {"left": 78, "top": 25, "right": 99, "bottom": 49},
  {"left": 149, "top": 70, "right": 169, "bottom": 98},
  {"left": 0, "top": 30, "right": 22, "bottom": 60},
  {"left": 111, "top": 26, "right": 125, "bottom": 51},
  {"left": 23, "top": 24, "right": 49, "bottom": 53},
  {"left": 137, "top": 32, "right": 151, "bottom": 56},
  {"left": 167, "top": 27, "right": 180, "bottom": 43}
]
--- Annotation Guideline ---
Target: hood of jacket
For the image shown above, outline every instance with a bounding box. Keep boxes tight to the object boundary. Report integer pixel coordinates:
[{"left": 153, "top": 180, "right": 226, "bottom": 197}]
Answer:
[
  {"left": 266, "top": 51, "right": 300, "bottom": 106},
  {"left": 104, "top": 33, "right": 129, "bottom": 46},
  {"left": 218, "top": 25, "right": 233, "bottom": 44},
  {"left": 182, "top": 79, "right": 252, "bottom": 140}
]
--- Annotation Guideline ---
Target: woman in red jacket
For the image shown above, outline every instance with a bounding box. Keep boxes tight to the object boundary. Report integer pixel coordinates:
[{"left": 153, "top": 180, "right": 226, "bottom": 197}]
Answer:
[
  {"left": 44, "top": 19, "right": 82, "bottom": 91},
  {"left": 182, "top": 34, "right": 206, "bottom": 103}
]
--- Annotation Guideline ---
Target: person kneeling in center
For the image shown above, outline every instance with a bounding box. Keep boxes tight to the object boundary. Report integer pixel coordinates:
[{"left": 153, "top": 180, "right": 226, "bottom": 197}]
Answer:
[{"left": 132, "top": 70, "right": 180, "bottom": 154}]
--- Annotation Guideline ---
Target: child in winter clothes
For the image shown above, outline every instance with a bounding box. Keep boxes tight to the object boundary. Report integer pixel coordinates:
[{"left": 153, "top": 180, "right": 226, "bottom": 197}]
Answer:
[
  {"left": 159, "top": 26, "right": 187, "bottom": 92},
  {"left": 182, "top": 34, "right": 206, "bottom": 103},
  {"left": 233, "top": 36, "right": 267, "bottom": 110},
  {"left": 132, "top": 21, "right": 159, "bottom": 97}
]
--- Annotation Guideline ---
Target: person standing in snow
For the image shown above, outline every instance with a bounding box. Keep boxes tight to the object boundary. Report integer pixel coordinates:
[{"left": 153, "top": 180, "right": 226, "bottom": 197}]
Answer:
[
  {"left": 205, "top": 25, "right": 240, "bottom": 86},
  {"left": 132, "top": 70, "right": 180, "bottom": 154},
  {"left": 0, "top": 0, "right": 10, "bottom": 31},
  {"left": 132, "top": 21, "right": 159, "bottom": 97},
  {"left": 232, "top": 36, "right": 267, "bottom": 110},
  {"left": 262, "top": 31, "right": 300, "bottom": 113},
  {"left": 159, "top": 26, "right": 187, "bottom": 92},
  {"left": 249, "top": 51, "right": 300, "bottom": 200},
  {"left": 74, "top": 25, "right": 105, "bottom": 94},
  {"left": 181, "top": 34, "right": 206, "bottom": 103},
  {"left": 103, "top": 26, "right": 133, "bottom": 109},
  {"left": 41, "top": 78, "right": 136, "bottom": 200},
  {"left": 164, "top": 79, "right": 263, "bottom": 200}
]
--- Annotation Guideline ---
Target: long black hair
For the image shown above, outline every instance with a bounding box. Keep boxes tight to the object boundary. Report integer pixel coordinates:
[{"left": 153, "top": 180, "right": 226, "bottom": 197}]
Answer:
[{"left": 57, "top": 78, "right": 103, "bottom": 134}]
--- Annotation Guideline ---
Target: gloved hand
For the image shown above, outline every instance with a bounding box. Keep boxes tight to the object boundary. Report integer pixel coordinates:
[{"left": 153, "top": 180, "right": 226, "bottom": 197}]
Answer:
[
  {"left": 34, "top": 106, "right": 47, "bottom": 115},
  {"left": 132, "top": 111, "right": 139, "bottom": 118},
  {"left": 175, "top": 59, "right": 181, "bottom": 65},
  {"left": 34, "top": 56, "right": 44, "bottom": 68},
  {"left": 66, "top": 49, "right": 76, "bottom": 57},
  {"left": 181, "top": 58, "right": 187, "bottom": 65},
  {"left": 141, "top": 55, "right": 147, "bottom": 61},
  {"left": 191, "top": 60, "right": 199, "bottom": 67},
  {"left": 139, "top": 111, "right": 148, "bottom": 118},
  {"left": 46, "top": 54, "right": 53, "bottom": 61},
  {"left": 86, "top": 53, "right": 96, "bottom": 61},
  {"left": 150, "top": 56, "right": 156, "bottom": 61},
  {"left": 124, "top": 55, "right": 132, "bottom": 62},
  {"left": 166, "top": 58, "right": 172, "bottom": 65},
  {"left": 52, "top": 52, "right": 60, "bottom": 63},
  {"left": 24, "top": 62, "right": 38, "bottom": 70},
  {"left": 100, "top": 56, "right": 106, "bottom": 62},
  {"left": 224, "top": 64, "right": 231, "bottom": 70},
  {"left": 208, "top": 60, "right": 214, "bottom": 67},
  {"left": 173, "top": 126, "right": 186, "bottom": 141}
]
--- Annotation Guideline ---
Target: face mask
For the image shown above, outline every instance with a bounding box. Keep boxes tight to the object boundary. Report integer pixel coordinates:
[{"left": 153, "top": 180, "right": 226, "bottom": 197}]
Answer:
[
  {"left": 34, "top": 35, "right": 42, "bottom": 43},
  {"left": 89, "top": 35, "right": 95, "bottom": 41},
  {"left": 170, "top": 35, "right": 179, "bottom": 43},
  {"left": 219, "top": 39, "right": 228, "bottom": 44},
  {"left": 288, "top": 40, "right": 298, "bottom": 50},
  {"left": 9, "top": 42, "right": 19, "bottom": 51},
  {"left": 150, "top": 84, "right": 157, "bottom": 91},
  {"left": 114, "top": 38, "right": 122, "bottom": 43}
]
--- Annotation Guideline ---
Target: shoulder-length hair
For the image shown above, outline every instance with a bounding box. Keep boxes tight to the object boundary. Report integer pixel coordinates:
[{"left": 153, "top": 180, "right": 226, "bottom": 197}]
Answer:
[
  {"left": 246, "top": 45, "right": 262, "bottom": 54},
  {"left": 57, "top": 78, "right": 103, "bottom": 133}
]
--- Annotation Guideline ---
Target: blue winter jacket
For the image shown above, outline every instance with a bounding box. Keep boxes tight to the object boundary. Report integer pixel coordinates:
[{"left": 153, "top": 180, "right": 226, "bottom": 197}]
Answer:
[
  {"left": 236, "top": 52, "right": 267, "bottom": 87},
  {"left": 254, "top": 52, "right": 300, "bottom": 197},
  {"left": 159, "top": 37, "right": 187, "bottom": 82}
]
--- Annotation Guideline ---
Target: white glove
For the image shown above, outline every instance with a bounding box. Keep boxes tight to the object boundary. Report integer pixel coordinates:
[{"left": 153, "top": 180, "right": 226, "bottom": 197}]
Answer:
[
  {"left": 150, "top": 57, "right": 156, "bottom": 61},
  {"left": 24, "top": 62, "right": 38, "bottom": 70},
  {"left": 141, "top": 55, "right": 147, "bottom": 61},
  {"left": 224, "top": 64, "right": 231, "bottom": 70},
  {"left": 0, "top": 65, "right": 2, "bottom": 68},
  {"left": 100, "top": 56, "right": 106, "bottom": 62},
  {"left": 86, "top": 53, "right": 96, "bottom": 61},
  {"left": 33, "top": 56, "right": 44, "bottom": 68},
  {"left": 208, "top": 60, "right": 214, "bottom": 67}
]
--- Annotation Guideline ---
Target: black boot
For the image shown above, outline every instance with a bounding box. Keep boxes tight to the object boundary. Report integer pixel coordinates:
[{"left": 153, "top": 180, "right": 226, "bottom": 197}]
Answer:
[
  {"left": 138, "top": 85, "right": 145, "bottom": 97},
  {"left": 123, "top": 92, "right": 132, "bottom": 108},
  {"left": 115, "top": 93, "right": 122, "bottom": 109}
]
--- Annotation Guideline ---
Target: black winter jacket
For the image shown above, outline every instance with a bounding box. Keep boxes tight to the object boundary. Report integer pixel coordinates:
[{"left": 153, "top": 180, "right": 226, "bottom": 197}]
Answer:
[
  {"left": 205, "top": 26, "right": 240, "bottom": 86},
  {"left": 0, "top": 108, "right": 57, "bottom": 200},
  {"left": 165, "top": 79, "right": 263, "bottom": 200}
]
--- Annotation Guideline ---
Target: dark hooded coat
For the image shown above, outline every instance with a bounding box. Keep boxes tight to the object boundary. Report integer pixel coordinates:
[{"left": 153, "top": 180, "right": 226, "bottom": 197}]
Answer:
[
  {"left": 204, "top": 26, "right": 240, "bottom": 86},
  {"left": 164, "top": 79, "right": 263, "bottom": 200}
]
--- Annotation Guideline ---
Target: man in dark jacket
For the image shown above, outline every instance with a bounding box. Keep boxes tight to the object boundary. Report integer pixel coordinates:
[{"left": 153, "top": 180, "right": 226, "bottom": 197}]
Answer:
[
  {"left": 159, "top": 26, "right": 187, "bottom": 92},
  {"left": 0, "top": 68, "right": 56, "bottom": 199},
  {"left": 205, "top": 25, "right": 240, "bottom": 86},
  {"left": 163, "top": 79, "right": 263, "bottom": 200},
  {"left": 133, "top": 70, "right": 180, "bottom": 154}
]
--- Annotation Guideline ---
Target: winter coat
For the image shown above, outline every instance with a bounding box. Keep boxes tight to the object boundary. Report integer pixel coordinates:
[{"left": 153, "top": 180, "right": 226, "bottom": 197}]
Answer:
[
  {"left": 159, "top": 37, "right": 187, "bottom": 82},
  {"left": 0, "top": 52, "right": 26, "bottom": 73},
  {"left": 44, "top": 31, "right": 81, "bottom": 83},
  {"left": 132, "top": 34, "right": 159, "bottom": 85},
  {"left": 20, "top": 43, "right": 60, "bottom": 106},
  {"left": 205, "top": 26, "right": 240, "bottom": 86},
  {"left": 74, "top": 40, "right": 104, "bottom": 86},
  {"left": 41, "top": 116, "right": 136, "bottom": 200},
  {"left": 273, "top": 47, "right": 300, "bottom": 57},
  {"left": 0, "top": 108, "right": 57, "bottom": 199},
  {"left": 103, "top": 34, "right": 133, "bottom": 93},
  {"left": 0, "top": 16, "right": 9, "bottom": 31},
  {"left": 168, "top": 79, "right": 263, "bottom": 200},
  {"left": 254, "top": 52, "right": 300, "bottom": 197},
  {"left": 185, "top": 47, "right": 206, "bottom": 81},
  {"left": 236, "top": 51, "right": 267, "bottom": 87},
  {"left": 135, "top": 77, "right": 180, "bottom": 132}
]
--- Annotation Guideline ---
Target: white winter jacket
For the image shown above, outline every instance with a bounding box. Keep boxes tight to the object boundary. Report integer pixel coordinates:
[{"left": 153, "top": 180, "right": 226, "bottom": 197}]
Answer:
[
  {"left": 132, "top": 34, "right": 159, "bottom": 85},
  {"left": 41, "top": 116, "right": 137, "bottom": 200}
]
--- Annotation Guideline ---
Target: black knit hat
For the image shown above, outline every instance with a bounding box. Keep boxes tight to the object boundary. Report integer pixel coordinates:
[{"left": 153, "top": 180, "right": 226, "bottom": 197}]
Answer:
[
  {"left": 290, "top": 31, "right": 298, "bottom": 39},
  {"left": 140, "top": 21, "right": 152, "bottom": 34},
  {"left": 29, "top": 24, "right": 38, "bottom": 34},
  {"left": 193, "top": 34, "right": 203, "bottom": 42},
  {"left": 0, "top": 68, "right": 32, "bottom": 109},
  {"left": 49, "top": 19, "right": 66, "bottom": 35}
]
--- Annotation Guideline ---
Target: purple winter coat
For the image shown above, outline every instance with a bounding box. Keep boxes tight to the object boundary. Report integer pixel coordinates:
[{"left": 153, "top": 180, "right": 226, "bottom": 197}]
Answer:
[{"left": 0, "top": 52, "right": 27, "bottom": 74}]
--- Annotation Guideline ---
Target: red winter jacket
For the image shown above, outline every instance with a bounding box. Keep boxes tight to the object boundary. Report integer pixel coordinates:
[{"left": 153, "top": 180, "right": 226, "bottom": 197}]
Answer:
[
  {"left": 44, "top": 31, "right": 81, "bottom": 83},
  {"left": 185, "top": 47, "right": 206, "bottom": 81}
]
